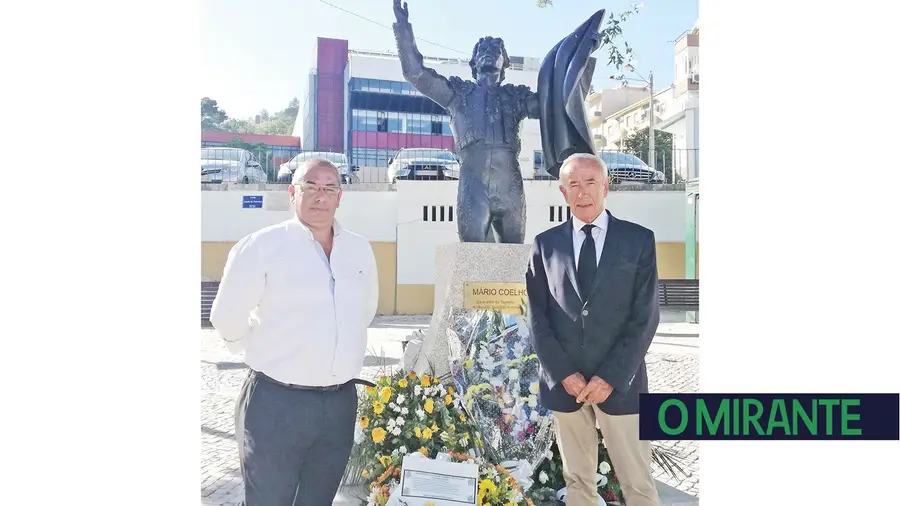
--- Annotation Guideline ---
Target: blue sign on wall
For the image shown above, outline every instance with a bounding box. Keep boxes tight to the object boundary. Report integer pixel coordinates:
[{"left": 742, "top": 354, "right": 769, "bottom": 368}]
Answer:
[{"left": 242, "top": 195, "right": 263, "bottom": 209}]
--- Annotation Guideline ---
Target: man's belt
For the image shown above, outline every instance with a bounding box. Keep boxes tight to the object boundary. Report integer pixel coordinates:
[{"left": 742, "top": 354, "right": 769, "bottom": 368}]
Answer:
[{"left": 254, "top": 371, "right": 376, "bottom": 391}]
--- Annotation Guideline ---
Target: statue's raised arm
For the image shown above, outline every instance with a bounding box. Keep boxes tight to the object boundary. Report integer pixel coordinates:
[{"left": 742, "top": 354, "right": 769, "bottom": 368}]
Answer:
[{"left": 392, "top": 0, "right": 455, "bottom": 109}]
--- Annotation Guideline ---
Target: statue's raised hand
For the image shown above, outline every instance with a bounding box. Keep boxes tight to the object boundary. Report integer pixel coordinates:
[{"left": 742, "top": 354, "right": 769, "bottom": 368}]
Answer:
[{"left": 393, "top": 0, "right": 409, "bottom": 23}]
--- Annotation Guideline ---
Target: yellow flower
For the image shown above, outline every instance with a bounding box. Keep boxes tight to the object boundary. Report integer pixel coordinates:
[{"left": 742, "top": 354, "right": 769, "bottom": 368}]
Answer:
[
  {"left": 365, "top": 386, "right": 376, "bottom": 396},
  {"left": 460, "top": 414, "right": 467, "bottom": 422},
  {"left": 415, "top": 427, "right": 422, "bottom": 438},
  {"left": 418, "top": 447, "right": 429, "bottom": 456},
  {"left": 361, "top": 470, "right": 369, "bottom": 478},
  {"left": 379, "top": 375, "right": 389, "bottom": 383},
  {"left": 421, "top": 375, "right": 431, "bottom": 387},
  {"left": 398, "top": 379, "right": 408, "bottom": 388},
  {"left": 422, "top": 428, "right": 433, "bottom": 440},
  {"left": 373, "top": 401, "right": 385, "bottom": 414},
  {"left": 359, "top": 416, "right": 369, "bottom": 428},
  {"left": 431, "top": 422, "right": 438, "bottom": 432},
  {"left": 408, "top": 371, "right": 417, "bottom": 379},
  {"left": 448, "top": 386, "right": 455, "bottom": 395},
  {"left": 444, "top": 394, "right": 453, "bottom": 406},
  {"left": 424, "top": 398, "right": 435, "bottom": 414},
  {"left": 371, "top": 427, "right": 387, "bottom": 443},
  {"left": 379, "top": 387, "right": 393, "bottom": 403},
  {"left": 449, "top": 424, "right": 456, "bottom": 431},
  {"left": 379, "top": 455, "right": 392, "bottom": 467}
]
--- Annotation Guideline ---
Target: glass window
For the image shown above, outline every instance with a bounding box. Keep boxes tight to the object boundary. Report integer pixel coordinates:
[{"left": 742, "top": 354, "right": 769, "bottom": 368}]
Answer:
[
  {"left": 441, "top": 117, "right": 451, "bottom": 136},
  {"left": 388, "top": 112, "right": 401, "bottom": 133},
  {"left": 201, "top": 148, "right": 243, "bottom": 161},
  {"left": 391, "top": 82, "right": 403, "bottom": 94},
  {"left": 534, "top": 151, "right": 544, "bottom": 170}
]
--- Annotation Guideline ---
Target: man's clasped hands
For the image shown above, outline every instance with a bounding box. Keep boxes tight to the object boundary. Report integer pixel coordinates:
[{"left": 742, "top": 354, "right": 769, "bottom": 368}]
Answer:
[{"left": 562, "top": 373, "right": 614, "bottom": 404}]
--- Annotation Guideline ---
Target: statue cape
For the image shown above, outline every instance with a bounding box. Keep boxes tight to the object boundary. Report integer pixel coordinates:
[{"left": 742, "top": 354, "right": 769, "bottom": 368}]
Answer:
[{"left": 537, "top": 9, "right": 606, "bottom": 178}]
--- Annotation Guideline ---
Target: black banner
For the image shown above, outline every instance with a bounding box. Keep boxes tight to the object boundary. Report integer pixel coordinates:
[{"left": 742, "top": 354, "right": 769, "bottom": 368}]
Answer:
[{"left": 638, "top": 393, "right": 900, "bottom": 440}]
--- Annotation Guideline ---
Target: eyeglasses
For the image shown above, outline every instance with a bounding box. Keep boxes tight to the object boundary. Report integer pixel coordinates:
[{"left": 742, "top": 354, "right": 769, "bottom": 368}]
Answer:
[{"left": 297, "top": 181, "right": 341, "bottom": 196}]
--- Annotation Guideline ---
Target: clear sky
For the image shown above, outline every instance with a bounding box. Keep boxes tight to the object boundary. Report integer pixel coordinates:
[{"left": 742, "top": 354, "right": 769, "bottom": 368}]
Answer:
[{"left": 201, "top": 0, "right": 698, "bottom": 119}]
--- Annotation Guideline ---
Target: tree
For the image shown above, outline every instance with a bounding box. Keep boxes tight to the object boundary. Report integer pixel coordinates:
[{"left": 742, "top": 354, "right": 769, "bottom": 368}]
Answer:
[
  {"left": 535, "top": 2, "right": 642, "bottom": 72},
  {"left": 202, "top": 97, "right": 299, "bottom": 136},
  {"left": 201, "top": 97, "right": 228, "bottom": 131},
  {"left": 622, "top": 127, "right": 682, "bottom": 183}
]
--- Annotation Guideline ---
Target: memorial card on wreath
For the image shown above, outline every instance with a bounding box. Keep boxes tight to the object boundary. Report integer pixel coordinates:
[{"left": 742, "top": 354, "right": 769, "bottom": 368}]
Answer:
[{"left": 398, "top": 455, "right": 480, "bottom": 506}]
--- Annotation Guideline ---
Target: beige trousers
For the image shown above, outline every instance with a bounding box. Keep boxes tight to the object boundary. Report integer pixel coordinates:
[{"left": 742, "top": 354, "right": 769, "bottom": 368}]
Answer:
[{"left": 553, "top": 404, "right": 660, "bottom": 506}]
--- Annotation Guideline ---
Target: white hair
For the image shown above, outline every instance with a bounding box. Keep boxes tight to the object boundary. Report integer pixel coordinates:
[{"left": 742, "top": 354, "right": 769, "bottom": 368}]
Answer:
[
  {"left": 291, "top": 158, "right": 341, "bottom": 185},
  {"left": 558, "top": 153, "right": 608, "bottom": 182}
]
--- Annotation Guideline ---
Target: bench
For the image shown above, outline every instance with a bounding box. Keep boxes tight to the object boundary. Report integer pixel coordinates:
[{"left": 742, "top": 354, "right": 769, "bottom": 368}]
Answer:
[
  {"left": 658, "top": 279, "right": 699, "bottom": 311},
  {"left": 201, "top": 281, "right": 219, "bottom": 327}
]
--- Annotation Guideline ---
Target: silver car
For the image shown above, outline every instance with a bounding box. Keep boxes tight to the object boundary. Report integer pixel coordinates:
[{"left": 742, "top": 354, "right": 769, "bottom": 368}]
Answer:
[
  {"left": 200, "top": 148, "right": 268, "bottom": 184},
  {"left": 277, "top": 151, "right": 359, "bottom": 184},
  {"left": 387, "top": 148, "right": 460, "bottom": 183}
]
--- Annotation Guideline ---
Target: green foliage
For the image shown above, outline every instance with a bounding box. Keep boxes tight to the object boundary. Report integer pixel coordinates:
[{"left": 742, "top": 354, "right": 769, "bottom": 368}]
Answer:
[
  {"left": 201, "top": 97, "right": 228, "bottom": 131},
  {"left": 200, "top": 97, "right": 299, "bottom": 136}
]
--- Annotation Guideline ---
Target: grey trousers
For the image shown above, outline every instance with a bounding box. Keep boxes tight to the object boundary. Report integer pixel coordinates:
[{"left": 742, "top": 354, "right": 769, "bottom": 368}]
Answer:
[{"left": 234, "top": 370, "right": 358, "bottom": 506}]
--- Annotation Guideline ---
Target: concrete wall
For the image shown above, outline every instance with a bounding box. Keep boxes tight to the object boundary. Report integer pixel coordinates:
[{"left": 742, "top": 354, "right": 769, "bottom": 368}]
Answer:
[{"left": 201, "top": 183, "right": 694, "bottom": 315}]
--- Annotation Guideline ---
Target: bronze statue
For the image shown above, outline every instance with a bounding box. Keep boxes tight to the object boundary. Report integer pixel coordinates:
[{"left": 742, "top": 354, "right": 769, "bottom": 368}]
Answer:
[{"left": 392, "top": 0, "right": 604, "bottom": 243}]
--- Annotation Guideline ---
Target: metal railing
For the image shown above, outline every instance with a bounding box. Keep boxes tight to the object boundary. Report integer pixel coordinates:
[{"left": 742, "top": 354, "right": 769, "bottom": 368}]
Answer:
[{"left": 199, "top": 147, "right": 698, "bottom": 185}]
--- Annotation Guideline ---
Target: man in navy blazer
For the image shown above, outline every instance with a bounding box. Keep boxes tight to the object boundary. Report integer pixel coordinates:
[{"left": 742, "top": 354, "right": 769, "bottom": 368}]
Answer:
[{"left": 526, "top": 153, "right": 661, "bottom": 506}]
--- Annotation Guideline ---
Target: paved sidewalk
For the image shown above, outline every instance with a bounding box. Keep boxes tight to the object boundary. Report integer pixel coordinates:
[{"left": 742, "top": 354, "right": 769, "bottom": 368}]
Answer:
[{"left": 200, "top": 314, "right": 700, "bottom": 505}]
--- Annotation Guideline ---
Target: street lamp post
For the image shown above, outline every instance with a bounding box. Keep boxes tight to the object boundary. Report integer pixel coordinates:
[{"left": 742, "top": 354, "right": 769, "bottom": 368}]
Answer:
[{"left": 624, "top": 64, "right": 654, "bottom": 172}]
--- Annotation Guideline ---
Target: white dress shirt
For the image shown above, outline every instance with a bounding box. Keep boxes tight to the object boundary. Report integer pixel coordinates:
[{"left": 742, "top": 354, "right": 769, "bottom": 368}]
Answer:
[
  {"left": 572, "top": 209, "right": 610, "bottom": 268},
  {"left": 210, "top": 216, "right": 379, "bottom": 387}
]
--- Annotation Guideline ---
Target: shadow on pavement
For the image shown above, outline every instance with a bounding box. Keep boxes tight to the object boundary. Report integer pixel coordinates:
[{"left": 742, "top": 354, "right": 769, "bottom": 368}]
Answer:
[{"left": 202, "top": 426, "right": 234, "bottom": 440}]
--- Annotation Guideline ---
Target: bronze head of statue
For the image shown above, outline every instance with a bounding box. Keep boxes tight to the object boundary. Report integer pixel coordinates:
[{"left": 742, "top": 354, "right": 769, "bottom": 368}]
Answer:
[{"left": 469, "top": 36, "right": 511, "bottom": 85}]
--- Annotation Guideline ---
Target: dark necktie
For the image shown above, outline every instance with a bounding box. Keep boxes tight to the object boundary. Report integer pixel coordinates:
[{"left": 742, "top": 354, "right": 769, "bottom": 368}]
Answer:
[{"left": 577, "top": 224, "right": 597, "bottom": 294}]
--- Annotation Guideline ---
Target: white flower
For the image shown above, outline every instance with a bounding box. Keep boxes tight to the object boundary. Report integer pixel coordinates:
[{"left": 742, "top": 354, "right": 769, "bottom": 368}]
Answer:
[
  {"left": 438, "top": 385, "right": 446, "bottom": 396},
  {"left": 399, "top": 446, "right": 408, "bottom": 454},
  {"left": 529, "top": 382, "right": 540, "bottom": 395},
  {"left": 528, "top": 394, "right": 538, "bottom": 407},
  {"left": 414, "top": 385, "right": 422, "bottom": 396},
  {"left": 416, "top": 409, "right": 426, "bottom": 420},
  {"left": 599, "top": 461, "right": 611, "bottom": 475},
  {"left": 544, "top": 449, "right": 554, "bottom": 460},
  {"left": 395, "top": 417, "right": 405, "bottom": 426},
  {"left": 539, "top": 471, "right": 549, "bottom": 484},
  {"left": 508, "top": 368, "right": 519, "bottom": 381},
  {"left": 387, "top": 419, "right": 396, "bottom": 429},
  {"left": 530, "top": 410, "right": 540, "bottom": 422},
  {"left": 391, "top": 427, "right": 402, "bottom": 436},
  {"left": 397, "top": 394, "right": 406, "bottom": 404},
  {"left": 401, "top": 407, "right": 409, "bottom": 415}
]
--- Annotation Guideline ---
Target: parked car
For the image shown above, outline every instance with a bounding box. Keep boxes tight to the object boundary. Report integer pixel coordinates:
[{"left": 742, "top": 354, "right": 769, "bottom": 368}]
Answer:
[
  {"left": 599, "top": 151, "right": 664, "bottom": 184},
  {"left": 201, "top": 148, "right": 268, "bottom": 184},
  {"left": 532, "top": 151, "right": 664, "bottom": 183},
  {"left": 387, "top": 148, "right": 460, "bottom": 183},
  {"left": 277, "top": 151, "right": 359, "bottom": 184}
]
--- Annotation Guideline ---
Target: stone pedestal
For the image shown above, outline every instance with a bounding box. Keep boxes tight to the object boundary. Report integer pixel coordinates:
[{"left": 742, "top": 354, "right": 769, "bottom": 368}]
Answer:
[{"left": 411, "top": 242, "right": 533, "bottom": 378}]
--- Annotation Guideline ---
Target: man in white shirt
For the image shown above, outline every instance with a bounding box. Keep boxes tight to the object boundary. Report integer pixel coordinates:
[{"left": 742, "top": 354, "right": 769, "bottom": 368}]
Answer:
[
  {"left": 526, "top": 153, "right": 661, "bottom": 506},
  {"left": 210, "top": 158, "right": 379, "bottom": 506}
]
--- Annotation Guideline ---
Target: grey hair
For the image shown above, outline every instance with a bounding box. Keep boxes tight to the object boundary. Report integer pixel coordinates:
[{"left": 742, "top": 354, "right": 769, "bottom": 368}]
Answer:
[
  {"left": 558, "top": 153, "right": 608, "bottom": 182},
  {"left": 291, "top": 158, "right": 341, "bottom": 185}
]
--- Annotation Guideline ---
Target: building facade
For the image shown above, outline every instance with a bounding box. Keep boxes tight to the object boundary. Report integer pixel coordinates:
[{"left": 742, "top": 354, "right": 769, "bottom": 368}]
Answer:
[{"left": 293, "top": 37, "right": 545, "bottom": 178}]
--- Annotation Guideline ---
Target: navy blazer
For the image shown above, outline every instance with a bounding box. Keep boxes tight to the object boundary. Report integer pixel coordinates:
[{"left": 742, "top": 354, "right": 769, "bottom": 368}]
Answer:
[{"left": 525, "top": 211, "right": 660, "bottom": 415}]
